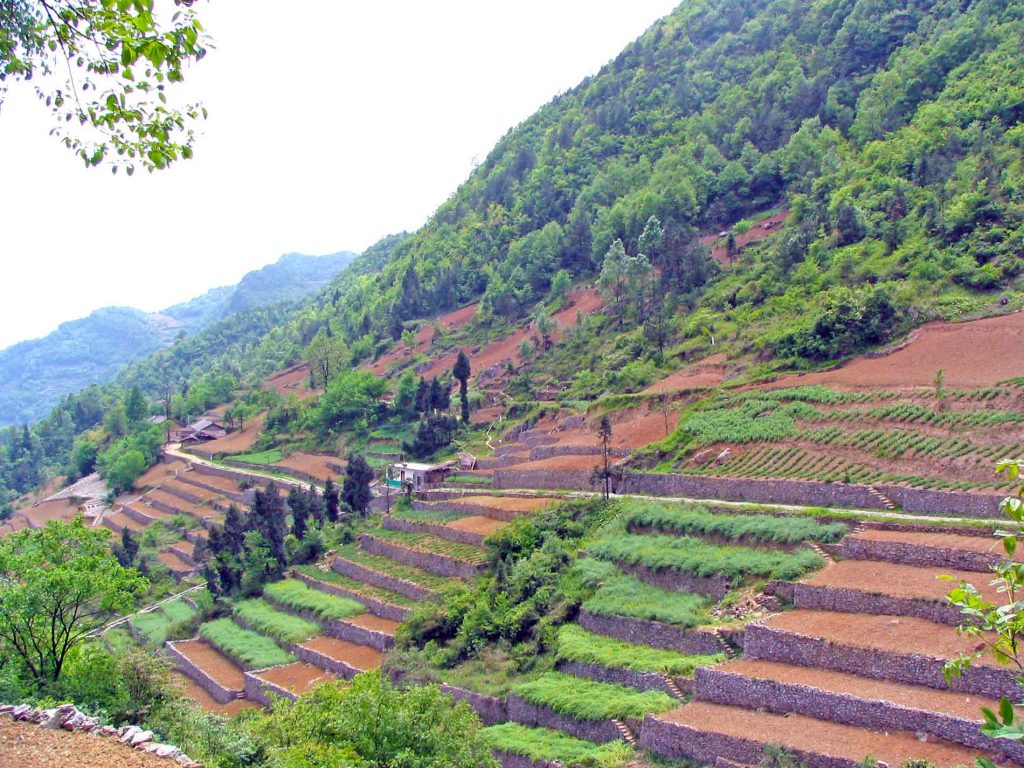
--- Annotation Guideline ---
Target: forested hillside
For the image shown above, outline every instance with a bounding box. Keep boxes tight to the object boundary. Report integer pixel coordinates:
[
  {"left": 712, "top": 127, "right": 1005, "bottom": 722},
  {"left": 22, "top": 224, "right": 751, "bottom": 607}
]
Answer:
[{"left": 0, "top": 251, "right": 355, "bottom": 426}]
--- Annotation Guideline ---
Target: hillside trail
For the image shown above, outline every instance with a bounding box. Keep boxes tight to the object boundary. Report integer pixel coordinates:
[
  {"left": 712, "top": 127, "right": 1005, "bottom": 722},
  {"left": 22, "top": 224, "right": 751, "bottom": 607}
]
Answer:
[{"left": 163, "top": 443, "right": 324, "bottom": 493}]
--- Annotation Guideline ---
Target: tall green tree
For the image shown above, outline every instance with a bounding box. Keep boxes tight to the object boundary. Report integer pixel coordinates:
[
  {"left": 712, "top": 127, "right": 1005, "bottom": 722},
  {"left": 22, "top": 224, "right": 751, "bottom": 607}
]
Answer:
[
  {"left": 342, "top": 454, "right": 374, "bottom": 515},
  {"left": 0, "top": 0, "right": 208, "bottom": 170},
  {"left": 0, "top": 519, "right": 146, "bottom": 688},
  {"left": 323, "top": 477, "right": 340, "bottom": 523},
  {"left": 453, "top": 350, "right": 472, "bottom": 424}
]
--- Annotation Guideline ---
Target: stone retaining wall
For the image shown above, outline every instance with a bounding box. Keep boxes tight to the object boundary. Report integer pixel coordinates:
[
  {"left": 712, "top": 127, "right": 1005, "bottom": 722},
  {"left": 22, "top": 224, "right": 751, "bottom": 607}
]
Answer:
[
  {"left": 492, "top": 469, "right": 1004, "bottom": 518},
  {"left": 694, "top": 666, "right": 1024, "bottom": 763},
  {"left": 744, "top": 622, "right": 1023, "bottom": 699},
  {"left": 295, "top": 644, "right": 362, "bottom": 679},
  {"left": 506, "top": 694, "right": 621, "bottom": 743},
  {"left": 162, "top": 483, "right": 207, "bottom": 506},
  {"left": 332, "top": 555, "right": 434, "bottom": 601},
  {"left": 792, "top": 583, "right": 961, "bottom": 625},
  {"left": 121, "top": 504, "right": 161, "bottom": 526},
  {"left": 165, "top": 641, "right": 241, "bottom": 704},
  {"left": 578, "top": 609, "right": 724, "bottom": 655},
  {"left": 170, "top": 543, "right": 199, "bottom": 568},
  {"left": 528, "top": 445, "right": 630, "bottom": 461},
  {"left": 383, "top": 514, "right": 485, "bottom": 547},
  {"left": 441, "top": 684, "right": 508, "bottom": 725},
  {"left": 243, "top": 670, "right": 297, "bottom": 708},
  {"left": 556, "top": 660, "right": 687, "bottom": 697},
  {"left": 358, "top": 534, "right": 483, "bottom": 580},
  {"left": 222, "top": 458, "right": 328, "bottom": 488},
  {"left": 291, "top": 568, "right": 410, "bottom": 622},
  {"left": 492, "top": 750, "right": 562, "bottom": 768},
  {"left": 413, "top": 499, "right": 520, "bottom": 522},
  {"left": 840, "top": 535, "right": 1000, "bottom": 572},
  {"left": 616, "top": 560, "right": 731, "bottom": 601},
  {"left": 176, "top": 474, "right": 249, "bottom": 504},
  {"left": 639, "top": 714, "right": 857, "bottom": 768}
]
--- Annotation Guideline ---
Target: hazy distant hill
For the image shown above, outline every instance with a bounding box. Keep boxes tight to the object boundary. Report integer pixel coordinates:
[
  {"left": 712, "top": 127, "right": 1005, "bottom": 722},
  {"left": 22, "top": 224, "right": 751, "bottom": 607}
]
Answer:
[{"left": 0, "top": 251, "right": 355, "bottom": 425}]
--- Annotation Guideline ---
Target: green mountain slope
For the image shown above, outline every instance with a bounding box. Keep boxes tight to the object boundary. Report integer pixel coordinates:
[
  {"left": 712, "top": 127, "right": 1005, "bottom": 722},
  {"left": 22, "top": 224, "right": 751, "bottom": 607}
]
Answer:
[{"left": 0, "top": 251, "right": 356, "bottom": 426}]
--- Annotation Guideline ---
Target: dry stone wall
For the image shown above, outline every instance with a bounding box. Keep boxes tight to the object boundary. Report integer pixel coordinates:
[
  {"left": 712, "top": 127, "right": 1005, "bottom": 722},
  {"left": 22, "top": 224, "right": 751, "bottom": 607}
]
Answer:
[
  {"left": 506, "top": 694, "right": 622, "bottom": 743},
  {"left": 792, "top": 582, "right": 961, "bottom": 625},
  {"left": 243, "top": 671, "right": 297, "bottom": 708},
  {"left": 261, "top": 593, "right": 394, "bottom": 650},
  {"left": 358, "top": 533, "right": 482, "bottom": 580},
  {"left": 440, "top": 684, "right": 508, "bottom": 725},
  {"left": 556, "top": 660, "right": 687, "bottom": 696},
  {"left": 840, "top": 535, "right": 1000, "bottom": 571},
  {"left": 615, "top": 560, "right": 731, "bottom": 600},
  {"left": 383, "top": 514, "right": 485, "bottom": 547},
  {"left": 165, "top": 641, "right": 241, "bottom": 704},
  {"left": 291, "top": 568, "right": 410, "bottom": 622},
  {"left": 578, "top": 609, "right": 724, "bottom": 655},
  {"left": 694, "top": 666, "right": 1024, "bottom": 762},
  {"left": 332, "top": 555, "right": 434, "bottom": 601},
  {"left": 492, "top": 750, "right": 562, "bottom": 768}
]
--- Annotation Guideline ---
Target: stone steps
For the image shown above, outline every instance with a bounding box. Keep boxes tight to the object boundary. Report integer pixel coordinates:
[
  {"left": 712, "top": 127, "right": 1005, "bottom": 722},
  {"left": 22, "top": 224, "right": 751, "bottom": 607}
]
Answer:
[
  {"left": 745, "top": 609, "right": 1021, "bottom": 699},
  {"left": 841, "top": 528, "right": 1013, "bottom": 572},
  {"left": 792, "top": 559, "right": 999, "bottom": 626},
  {"left": 694, "top": 658, "right": 1023, "bottom": 762},
  {"left": 640, "top": 701, "right": 983, "bottom": 768}
]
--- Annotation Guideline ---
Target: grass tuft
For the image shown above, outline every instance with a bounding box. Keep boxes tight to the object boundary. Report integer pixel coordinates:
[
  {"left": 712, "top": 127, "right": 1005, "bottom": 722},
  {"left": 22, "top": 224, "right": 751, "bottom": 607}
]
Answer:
[
  {"left": 233, "top": 598, "right": 320, "bottom": 644},
  {"left": 482, "top": 722, "right": 634, "bottom": 766},
  {"left": 263, "top": 578, "right": 366, "bottom": 621},
  {"left": 199, "top": 617, "right": 295, "bottom": 669},
  {"left": 556, "top": 624, "right": 723, "bottom": 676}
]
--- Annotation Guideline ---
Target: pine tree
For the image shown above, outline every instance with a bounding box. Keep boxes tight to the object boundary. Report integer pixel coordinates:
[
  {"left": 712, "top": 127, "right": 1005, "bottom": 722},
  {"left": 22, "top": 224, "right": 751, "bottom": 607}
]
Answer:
[
  {"left": 323, "top": 477, "right": 340, "bottom": 523},
  {"left": 306, "top": 484, "right": 325, "bottom": 526},
  {"left": 223, "top": 504, "right": 246, "bottom": 558},
  {"left": 288, "top": 486, "right": 309, "bottom": 540},
  {"left": 342, "top": 454, "right": 374, "bottom": 515},
  {"left": 453, "top": 350, "right": 472, "bottom": 423},
  {"left": 251, "top": 483, "right": 287, "bottom": 574}
]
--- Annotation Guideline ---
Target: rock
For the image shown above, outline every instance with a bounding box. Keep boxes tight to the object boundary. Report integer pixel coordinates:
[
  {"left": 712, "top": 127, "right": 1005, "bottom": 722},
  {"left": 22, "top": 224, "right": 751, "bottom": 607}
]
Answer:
[
  {"left": 154, "top": 744, "right": 182, "bottom": 758},
  {"left": 130, "top": 729, "right": 155, "bottom": 747},
  {"left": 120, "top": 725, "right": 141, "bottom": 743},
  {"left": 0, "top": 704, "right": 14, "bottom": 715},
  {"left": 11, "top": 705, "right": 31, "bottom": 720},
  {"left": 713, "top": 448, "right": 732, "bottom": 466},
  {"left": 98, "top": 725, "right": 119, "bottom": 737},
  {"left": 79, "top": 716, "right": 100, "bottom": 731},
  {"left": 39, "top": 708, "right": 62, "bottom": 729},
  {"left": 61, "top": 711, "right": 87, "bottom": 730}
]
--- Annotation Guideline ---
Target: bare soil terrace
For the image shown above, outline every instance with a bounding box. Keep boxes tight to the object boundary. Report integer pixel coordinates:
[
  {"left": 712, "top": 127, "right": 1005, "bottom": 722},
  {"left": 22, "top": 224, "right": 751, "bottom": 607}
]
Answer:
[
  {"left": 802, "top": 559, "right": 1002, "bottom": 604},
  {"left": 0, "top": 718, "right": 172, "bottom": 768},
  {"left": 255, "top": 662, "right": 333, "bottom": 695},
  {"left": 174, "top": 639, "right": 245, "bottom": 689},
  {"left": 300, "top": 636, "right": 383, "bottom": 670}
]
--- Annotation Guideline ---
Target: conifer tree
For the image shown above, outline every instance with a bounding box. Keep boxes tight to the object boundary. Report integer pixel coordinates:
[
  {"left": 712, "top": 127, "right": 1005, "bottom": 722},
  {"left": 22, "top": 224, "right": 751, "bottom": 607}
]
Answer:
[{"left": 453, "top": 350, "right": 472, "bottom": 423}]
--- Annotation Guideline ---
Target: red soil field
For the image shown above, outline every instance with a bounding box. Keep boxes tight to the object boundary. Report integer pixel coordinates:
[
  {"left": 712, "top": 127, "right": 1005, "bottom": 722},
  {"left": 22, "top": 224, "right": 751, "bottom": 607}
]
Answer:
[
  {"left": 761, "top": 610, "right": 1000, "bottom": 665},
  {"left": 701, "top": 209, "right": 790, "bottom": 265},
  {"left": 170, "top": 672, "right": 256, "bottom": 717},
  {"left": 345, "top": 613, "right": 400, "bottom": 634},
  {"left": 196, "top": 411, "right": 267, "bottom": 455},
  {"left": 802, "top": 559, "right": 1002, "bottom": 604},
  {"left": 101, "top": 511, "right": 145, "bottom": 532},
  {"left": 134, "top": 461, "right": 187, "bottom": 489},
  {"left": 263, "top": 365, "right": 319, "bottom": 400},
  {"left": 180, "top": 472, "right": 242, "bottom": 494},
  {"left": 550, "top": 404, "right": 677, "bottom": 452},
  {"left": 658, "top": 701, "right": 979, "bottom": 766},
  {"left": 417, "top": 288, "right": 604, "bottom": 381},
  {"left": 157, "top": 550, "right": 194, "bottom": 573},
  {"left": 769, "top": 310, "right": 1024, "bottom": 390},
  {"left": 717, "top": 658, "right": 994, "bottom": 720},
  {"left": 368, "top": 303, "right": 480, "bottom": 376},
  {"left": 255, "top": 662, "right": 333, "bottom": 695},
  {"left": 173, "top": 639, "right": 245, "bottom": 689},
  {"left": 470, "top": 405, "right": 506, "bottom": 425},
  {"left": 449, "top": 495, "right": 555, "bottom": 513},
  {"left": 300, "top": 636, "right": 383, "bottom": 670},
  {"left": 502, "top": 454, "right": 602, "bottom": 472},
  {"left": 0, "top": 515, "right": 30, "bottom": 536},
  {"left": 447, "top": 515, "right": 508, "bottom": 536},
  {"left": 0, "top": 718, "right": 174, "bottom": 768},
  {"left": 274, "top": 452, "right": 345, "bottom": 482},
  {"left": 22, "top": 498, "right": 80, "bottom": 528},
  {"left": 642, "top": 353, "right": 728, "bottom": 395},
  {"left": 143, "top": 490, "right": 217, "bottom": 521},
  {"left": 850, "top": 529, "right": 1019, "bottom": 560}
]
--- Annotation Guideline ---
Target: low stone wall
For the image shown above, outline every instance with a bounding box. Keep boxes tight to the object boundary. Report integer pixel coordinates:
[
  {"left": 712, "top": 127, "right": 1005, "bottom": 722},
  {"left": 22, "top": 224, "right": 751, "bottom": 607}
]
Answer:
[
  {"left": 166, "top": 641, "right": 241, "bottom": 704},
  {"left": 162, "top": 483, "right": 206, "bottom": 506},
  {"left": 792, "top": 583, "right": 961, "bottom": 625},
  {"left": 121, "top": 504, "right": 161, "bottom": 526},
  {"left": 295, "top": 644, "right": 362, "bottom": 679},
  {"left": 492, "top": 469, "right": 1004, "bottom": 518},
  {"left": 578, "top": 609, "right": 724, "bottom": 655},
  {"left": 556, "top": 660, "right": 685, "bottom": 697},
  {"left": 639, "top": 714, "right": 857, "bottom": 768},
  {"left": 615, "top": 560, "right": 731, "bottom": 601},
  {"left": 492, "top": 750, "right": 562, "bottom": 768},
  {"left": 332, "top": 554, "right": 435, "bottom": 601},
  {"left": 413, "top": 499, "right": 520, "bottom": 523},
  {"left": 176, "top": 473, "right": 249, "bottom": 504},
  {"left": 358, "top": 533, "right": 483, "bottom": 581},
  {"left": 170, "top": 543, "right": 199, "bottom": 568},
  {"left": 528, "top": 445, "right": 630, "bottom": 461},
  {"left": 506, "top": 694, "right": 621, "bottom": 743},
  {"left": 695, "top": 666, "right": 1024, "bottom": 763},
  {"left": 840, "top": 535, "right": 999, "bottom": 572},
  {"left": 262, "top": 592, "right": 395, "bottom": 651},
  {"left": 744, "top": 622, "right": 1023, "bottom": 699},
  {"left": 243, "top": 670, "right": 297, "bottom": 708},
  {"left": 383, "top": 514, "right": 485, "bottom": 548},
  {"left": 291, "top": 568, "right": 410, "bottom": 622},
  {"left": 441, "top": 684, "right": 508, "bottom": 726}
]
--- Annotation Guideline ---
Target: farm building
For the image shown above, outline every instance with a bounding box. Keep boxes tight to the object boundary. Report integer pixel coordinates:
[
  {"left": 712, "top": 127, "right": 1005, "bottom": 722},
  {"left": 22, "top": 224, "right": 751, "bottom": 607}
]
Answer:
[
  {"left": 386, "top": 461, "right": 451, "bottom": 490},
  {"left": 172, "top": 418, "right": 231, "bottom": 444}
]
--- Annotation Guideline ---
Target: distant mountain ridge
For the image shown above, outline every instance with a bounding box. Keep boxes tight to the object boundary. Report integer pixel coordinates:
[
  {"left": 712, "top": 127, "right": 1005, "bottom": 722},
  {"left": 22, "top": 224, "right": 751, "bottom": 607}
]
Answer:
[{"left": 0, "top": 251, "right": 356, "bottom": 425}]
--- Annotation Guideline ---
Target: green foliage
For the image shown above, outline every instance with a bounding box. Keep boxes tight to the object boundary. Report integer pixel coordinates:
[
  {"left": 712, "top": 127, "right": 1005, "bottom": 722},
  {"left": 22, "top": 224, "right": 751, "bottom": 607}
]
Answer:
[
  {"left": 263, "top": 579, "right": 365, "bottom": 621},
  {"left": 481, "top": 722, "right": 634, "bottom": 767},
  {"left": 589, "top": 531, "right": 824, "bottom": 582},
  {"left": 556, "top": 624, "right": 723, "bottom": 676},
  {"left": 624, "top": 502, "right": 848, "bottom": 545},
  {"left": 579, "top": 565, "right": 712, "bottom": 628},
  {"left": 233, "top": 599, "right": 320, "bottom": 644},
  {"left": 0, "top": 518, "right": 146, "bottom": 689},
  {"left": 511, "top": 672, "right": 676, "bottom": 721},
  {"left": 198, "top": 617, "right": 294, "bottom": 669}
]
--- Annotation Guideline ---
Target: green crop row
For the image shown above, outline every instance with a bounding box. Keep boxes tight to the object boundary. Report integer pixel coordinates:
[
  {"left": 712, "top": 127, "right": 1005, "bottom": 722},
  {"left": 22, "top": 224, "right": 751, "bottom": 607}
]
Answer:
[
  {"left": 199, "top": 618, "right": 294, "bottom": 670},
  {"left": 233, "top": 599, "right": 319, "bottom": 644},
  {"left": 819, "top": 402, "right": 1024, "bottom": 428},
  {"left": 576, "top": 559, "right": 711, "bottom": 628},
  {"left": 292, "top": 565, "right": 418, "bottom": 608},
  {"left": 511, "top": 672, "right": 676, "bottom": 721},
  {"left": 624, "top": 501, "right": 847, "bottom": 545},
  {"left": 335, "top": 544, "right": 454, "bottom": 591},
  {"left": 556, "top": 624, "right": 723, "bottom": 676},
  {"left": 263, "top": 578, "right": 365, "bottom": 621},
  {"left": 368, "top": 528, "right": 488, "bottom": 564},
  {"left": 128, "top": 597, "right": 198, "bottom": 645},
  {"left": 481, "top": 723, "right": 634, "bottom": 767},
  {"left": 589, "top": 532, "right": 823, "bottom": 582}
]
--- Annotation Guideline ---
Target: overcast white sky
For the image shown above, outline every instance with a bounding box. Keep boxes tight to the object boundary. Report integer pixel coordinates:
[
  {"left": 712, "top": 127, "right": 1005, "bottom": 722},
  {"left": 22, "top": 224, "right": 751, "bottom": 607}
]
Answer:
[{"left": 0, "top": 1, "right": 678, "bottom": 350}]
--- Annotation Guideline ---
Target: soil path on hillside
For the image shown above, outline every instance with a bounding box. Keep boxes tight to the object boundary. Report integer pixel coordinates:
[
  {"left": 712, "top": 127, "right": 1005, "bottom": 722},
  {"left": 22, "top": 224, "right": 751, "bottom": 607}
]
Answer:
[
  {"left": 642, "top": 353, "right": 728, "bottom": 395},
  {"left": 0, "top": 718, "right": 173, "bottom": 768},
  {"left": 368, "top": 303, "right": 480, "bottom": 376},
  {"left": 701, "top": 210, "right": 790, "bottom": 264},
  {"left": 769, "top": 311, "right": 1024, "bottom": 389}
]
